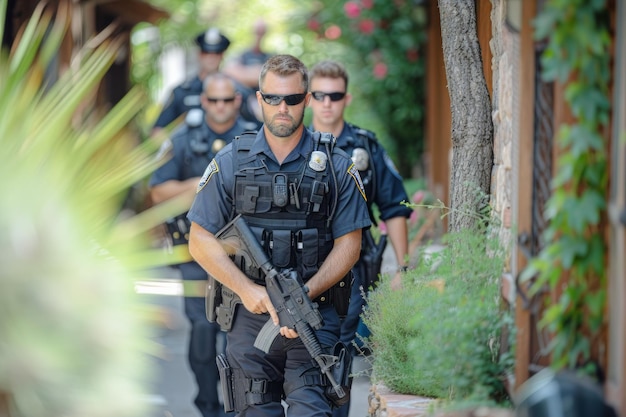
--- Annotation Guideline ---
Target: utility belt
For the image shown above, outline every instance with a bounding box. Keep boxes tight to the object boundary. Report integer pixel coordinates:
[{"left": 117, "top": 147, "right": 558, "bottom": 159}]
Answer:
[{"left": 205, "top": 272, "right": 352, "bottom": 332}]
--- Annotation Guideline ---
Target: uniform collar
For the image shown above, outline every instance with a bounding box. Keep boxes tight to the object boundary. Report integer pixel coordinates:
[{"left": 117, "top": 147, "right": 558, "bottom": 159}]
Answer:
[
  {"left": 203, "top": 117, "right": 247, "bottom": 138},
  {"left": 309, "top": 121, "right": 352, "bottom": 148},
  {"left": 334, "top": 122, "right": 352, "bottom": 147},
  {"left": 249, "top": 128, "right": 311, "bottom": 164}
]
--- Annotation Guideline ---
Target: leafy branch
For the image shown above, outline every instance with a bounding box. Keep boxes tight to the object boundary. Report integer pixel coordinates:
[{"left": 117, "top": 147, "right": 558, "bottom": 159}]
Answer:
[{"left": 520, "top": 0, "right": 610, "bottom": 372}]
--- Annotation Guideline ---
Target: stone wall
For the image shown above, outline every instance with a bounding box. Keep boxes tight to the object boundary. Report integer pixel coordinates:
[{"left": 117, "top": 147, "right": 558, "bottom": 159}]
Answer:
[{"left": 489, "top": 0, "right": 520, "bottom": 305}]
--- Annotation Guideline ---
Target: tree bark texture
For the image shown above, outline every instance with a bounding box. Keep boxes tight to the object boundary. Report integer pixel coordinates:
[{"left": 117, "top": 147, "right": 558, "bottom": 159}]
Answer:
[{"left": 438, "top": 0, "right": 494, "bottom": 232}]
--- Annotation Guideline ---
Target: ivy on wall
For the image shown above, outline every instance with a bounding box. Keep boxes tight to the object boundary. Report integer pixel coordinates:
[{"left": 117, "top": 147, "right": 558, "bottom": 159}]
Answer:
[{"left": 521, "top": 0, "right": 611, "bottom": 372}]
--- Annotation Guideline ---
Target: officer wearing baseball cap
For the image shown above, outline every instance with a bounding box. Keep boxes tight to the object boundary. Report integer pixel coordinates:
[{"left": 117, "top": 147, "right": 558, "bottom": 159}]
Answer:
[{"left": 153, "top": 28, "right": 231, "bottom": 132}]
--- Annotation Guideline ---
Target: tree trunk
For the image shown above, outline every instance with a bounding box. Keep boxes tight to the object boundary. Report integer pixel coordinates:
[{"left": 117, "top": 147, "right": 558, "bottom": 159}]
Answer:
[{"left": 438, "top": 0, "right": 494, "bottom": 232}]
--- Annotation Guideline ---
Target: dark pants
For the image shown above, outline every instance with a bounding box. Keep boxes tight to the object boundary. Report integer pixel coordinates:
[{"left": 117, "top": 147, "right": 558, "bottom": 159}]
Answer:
[
  {"left": 179, "top": 262, "right": 231, "bottom": 417},
  {"left": 339, "top": 271, "right": 366, "bottom": 354},
  {"left": 226, "top": 304, "right": 341, "bottom": 417},
  {"left": 333, "top": 271, "right": 369, "bottom": 417}
]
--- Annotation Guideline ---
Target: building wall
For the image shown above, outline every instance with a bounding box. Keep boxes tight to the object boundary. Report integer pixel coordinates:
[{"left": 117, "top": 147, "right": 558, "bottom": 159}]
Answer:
[{"left": 489, "top": 0, "right": 517, "bottom": 284}]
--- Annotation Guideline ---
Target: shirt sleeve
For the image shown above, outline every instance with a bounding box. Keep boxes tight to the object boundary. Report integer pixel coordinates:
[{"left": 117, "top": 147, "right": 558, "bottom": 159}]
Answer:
[
  {"left": 187, "top": 149, "right": 235, "bottom": 234},
  {"left": 148, "top": 126, "right": 187, "bottom": 187},
  {"left": 153, "top": 87, "right": 185, "bottom": 129},
  {"left": 372, "top": 145, "right": 413, "bottom": 221},
  {"left": 148, "top": 136, "right": 184, "bottom": 187}
]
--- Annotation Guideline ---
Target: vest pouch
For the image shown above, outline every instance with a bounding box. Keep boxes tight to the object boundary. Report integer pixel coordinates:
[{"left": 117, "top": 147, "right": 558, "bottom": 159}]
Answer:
[
  {"left": 270, "top": 229, "right": 292, "bottom": 268},
  {"left": 297, "top": 229, "right": 319, "bottom": 280},
  {"left": 235, "top": 184, "right": 272, "bottom": 214}
]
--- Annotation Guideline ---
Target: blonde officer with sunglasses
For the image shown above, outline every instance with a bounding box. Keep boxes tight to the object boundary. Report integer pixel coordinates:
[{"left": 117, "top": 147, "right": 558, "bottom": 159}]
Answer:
[
  {"left": 149, "top": 72, "right": 249, "bottom": 417},
  {"left": 308, "top": 59, "right": 412, "bottom": 417},
  {"left": 188, "top": 55, "right": 371, "bottom": 417}
]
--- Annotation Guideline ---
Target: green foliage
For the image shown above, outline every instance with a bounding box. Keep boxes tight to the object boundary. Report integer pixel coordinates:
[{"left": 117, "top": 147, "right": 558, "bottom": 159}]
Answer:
[
  {"left": 291, "top": 0, "right": 427, "bottom": 177},
  {"left": 0, "top": 3, "right": 189, "bottom": 416},
  {"left": 364, "top": 207, "right": 514, "bottom": 405},
  {"left": 520, "top": 0, "right": 610, "bottom": 371}
]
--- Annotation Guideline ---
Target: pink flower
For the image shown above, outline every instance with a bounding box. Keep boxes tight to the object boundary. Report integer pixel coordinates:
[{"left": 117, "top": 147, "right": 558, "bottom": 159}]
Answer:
[
  {"left": 325, "top": 25, "right": 342, "bottom": 40},
  {"left": 358, "top": 19, "right": 376, "bottom": 34},
  {"left": 344, "top": 1, "right": 361, "bottom": 18},
  {"left": 379, "top": 221, "right": 387, "bottom": 234},
  {"left": 412, "top": 190, "right": 425, "bottom": 203},
  {"left": 373, "top": 62, "right": 387, "bottom": 79},
  {"left": 307, "top": 18, "right": 321, "bottom": 32},
  {"left": 361, "top": 0, "right": 374, "bottom": 9}
]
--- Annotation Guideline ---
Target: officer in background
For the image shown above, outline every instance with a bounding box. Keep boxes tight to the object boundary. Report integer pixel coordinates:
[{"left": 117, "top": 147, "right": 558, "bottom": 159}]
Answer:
[
  {"left": 223, "top": 19, "right": 272, "bottom": 90},
  {"left": 153, "top": 28, "right": 260, "bottom": 134},
  {"left": 149, "top": 73, "right": 249, "bottom": 417},
  {"left": 187, "top": 54, "right": 371, "bottom": 417},
  {"left": 223, "top": 19, "right": 273, "bottom": 130},
  {"left": 153, "top": 28, "right": 231, "bottom": 133},
  {"left": 308, "top": 59, "right": 412, "bottom": 417}
]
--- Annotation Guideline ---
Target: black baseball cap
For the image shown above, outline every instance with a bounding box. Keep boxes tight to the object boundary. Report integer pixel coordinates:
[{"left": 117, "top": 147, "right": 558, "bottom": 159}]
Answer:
[{"left": 195, "top": 28, "right": 230, "bottom": 53}]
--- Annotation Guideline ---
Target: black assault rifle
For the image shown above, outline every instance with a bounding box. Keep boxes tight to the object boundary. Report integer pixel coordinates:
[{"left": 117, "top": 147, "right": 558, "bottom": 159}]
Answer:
[{"left": 215, "top": 214, "right": 347, "bottom": 402}]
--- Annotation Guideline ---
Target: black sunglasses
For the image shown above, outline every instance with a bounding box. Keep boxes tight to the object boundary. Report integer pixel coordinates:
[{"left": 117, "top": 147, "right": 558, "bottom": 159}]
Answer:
[
  {"left": 311, "top": 91, "right": 346, "bottom": 102},
  {"left": 259, "top": 92, "right": 307, "bottom": 106},
  {"left": 206, "top": 96, "right": 236, "bottom": 104}
]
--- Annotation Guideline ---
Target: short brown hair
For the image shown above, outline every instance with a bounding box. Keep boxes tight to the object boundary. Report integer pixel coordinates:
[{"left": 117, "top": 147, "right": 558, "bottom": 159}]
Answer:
[
  {"left": 258, "top": 54, "right": 309, "bottom": 92},
  {"left": 308, "top": 60, "right": 349, "bottom": 89}
]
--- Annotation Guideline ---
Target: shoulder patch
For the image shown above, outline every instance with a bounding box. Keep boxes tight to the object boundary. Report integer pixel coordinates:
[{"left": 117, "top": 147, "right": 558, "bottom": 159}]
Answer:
[
  {"left": 383, "top": 153, "right": 403, "bottom": 180},
  {"left": 347, "top": 163, "right": 367, "bottom": 202},
  {"left": 197, "top": 159, "right": 219, "bottom": 193}
]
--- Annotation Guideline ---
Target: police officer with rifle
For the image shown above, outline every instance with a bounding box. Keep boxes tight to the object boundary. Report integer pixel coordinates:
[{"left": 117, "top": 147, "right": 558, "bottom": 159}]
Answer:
[
  {"left": 210, "top": 214, "right": 350, "bottom": 412},
  {"left": 188, "top": 55, "right": 371, "bottom": 417}
]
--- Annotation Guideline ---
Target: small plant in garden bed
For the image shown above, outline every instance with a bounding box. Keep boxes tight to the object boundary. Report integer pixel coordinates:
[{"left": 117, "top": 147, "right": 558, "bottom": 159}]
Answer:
[{"left": 363, "top": 202, "right": 515, "bottom": 408}]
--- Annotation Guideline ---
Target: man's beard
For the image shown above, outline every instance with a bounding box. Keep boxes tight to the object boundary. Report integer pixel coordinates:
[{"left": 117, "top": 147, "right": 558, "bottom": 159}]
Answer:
[{"left": 264, "top": 111, "right": 304, "bottom": 137}]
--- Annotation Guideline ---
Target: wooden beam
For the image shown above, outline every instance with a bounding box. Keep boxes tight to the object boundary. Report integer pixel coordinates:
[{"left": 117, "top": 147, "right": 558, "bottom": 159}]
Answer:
[{"left": 513, "top": 0, "right": 537, "bottom": 389}]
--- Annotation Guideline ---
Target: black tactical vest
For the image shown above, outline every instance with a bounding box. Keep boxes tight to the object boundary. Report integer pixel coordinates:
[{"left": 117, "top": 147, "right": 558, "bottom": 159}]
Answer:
[
  {"left": 181, "top": 119, "right": 231, "bottom": 180},
  {"left": 231, "top": 132, "right": 338, "bottom": 282}
]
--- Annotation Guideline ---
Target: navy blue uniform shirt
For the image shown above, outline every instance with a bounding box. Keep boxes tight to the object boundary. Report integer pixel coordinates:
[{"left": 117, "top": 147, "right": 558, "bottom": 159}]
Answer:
[
  {"left": 150, "top": 117, "right": 250, "bottom": 186},
  {"left": 188, "top": 128, "right": 371, "bottom": 238},
  {"left": 154, "top": 76, "right": 204, "bottom": 129},
  {"left": 335, "top": 123, "right": 412, "bottom": 221}
]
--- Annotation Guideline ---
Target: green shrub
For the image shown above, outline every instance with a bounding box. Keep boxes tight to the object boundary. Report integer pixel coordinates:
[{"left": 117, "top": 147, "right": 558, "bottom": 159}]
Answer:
[
  {"left": 363, "top": 213, "right": 514, "bottom": 405},
  {"left": 0, "top": 3, "right": 188, "bottom": 416}
]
